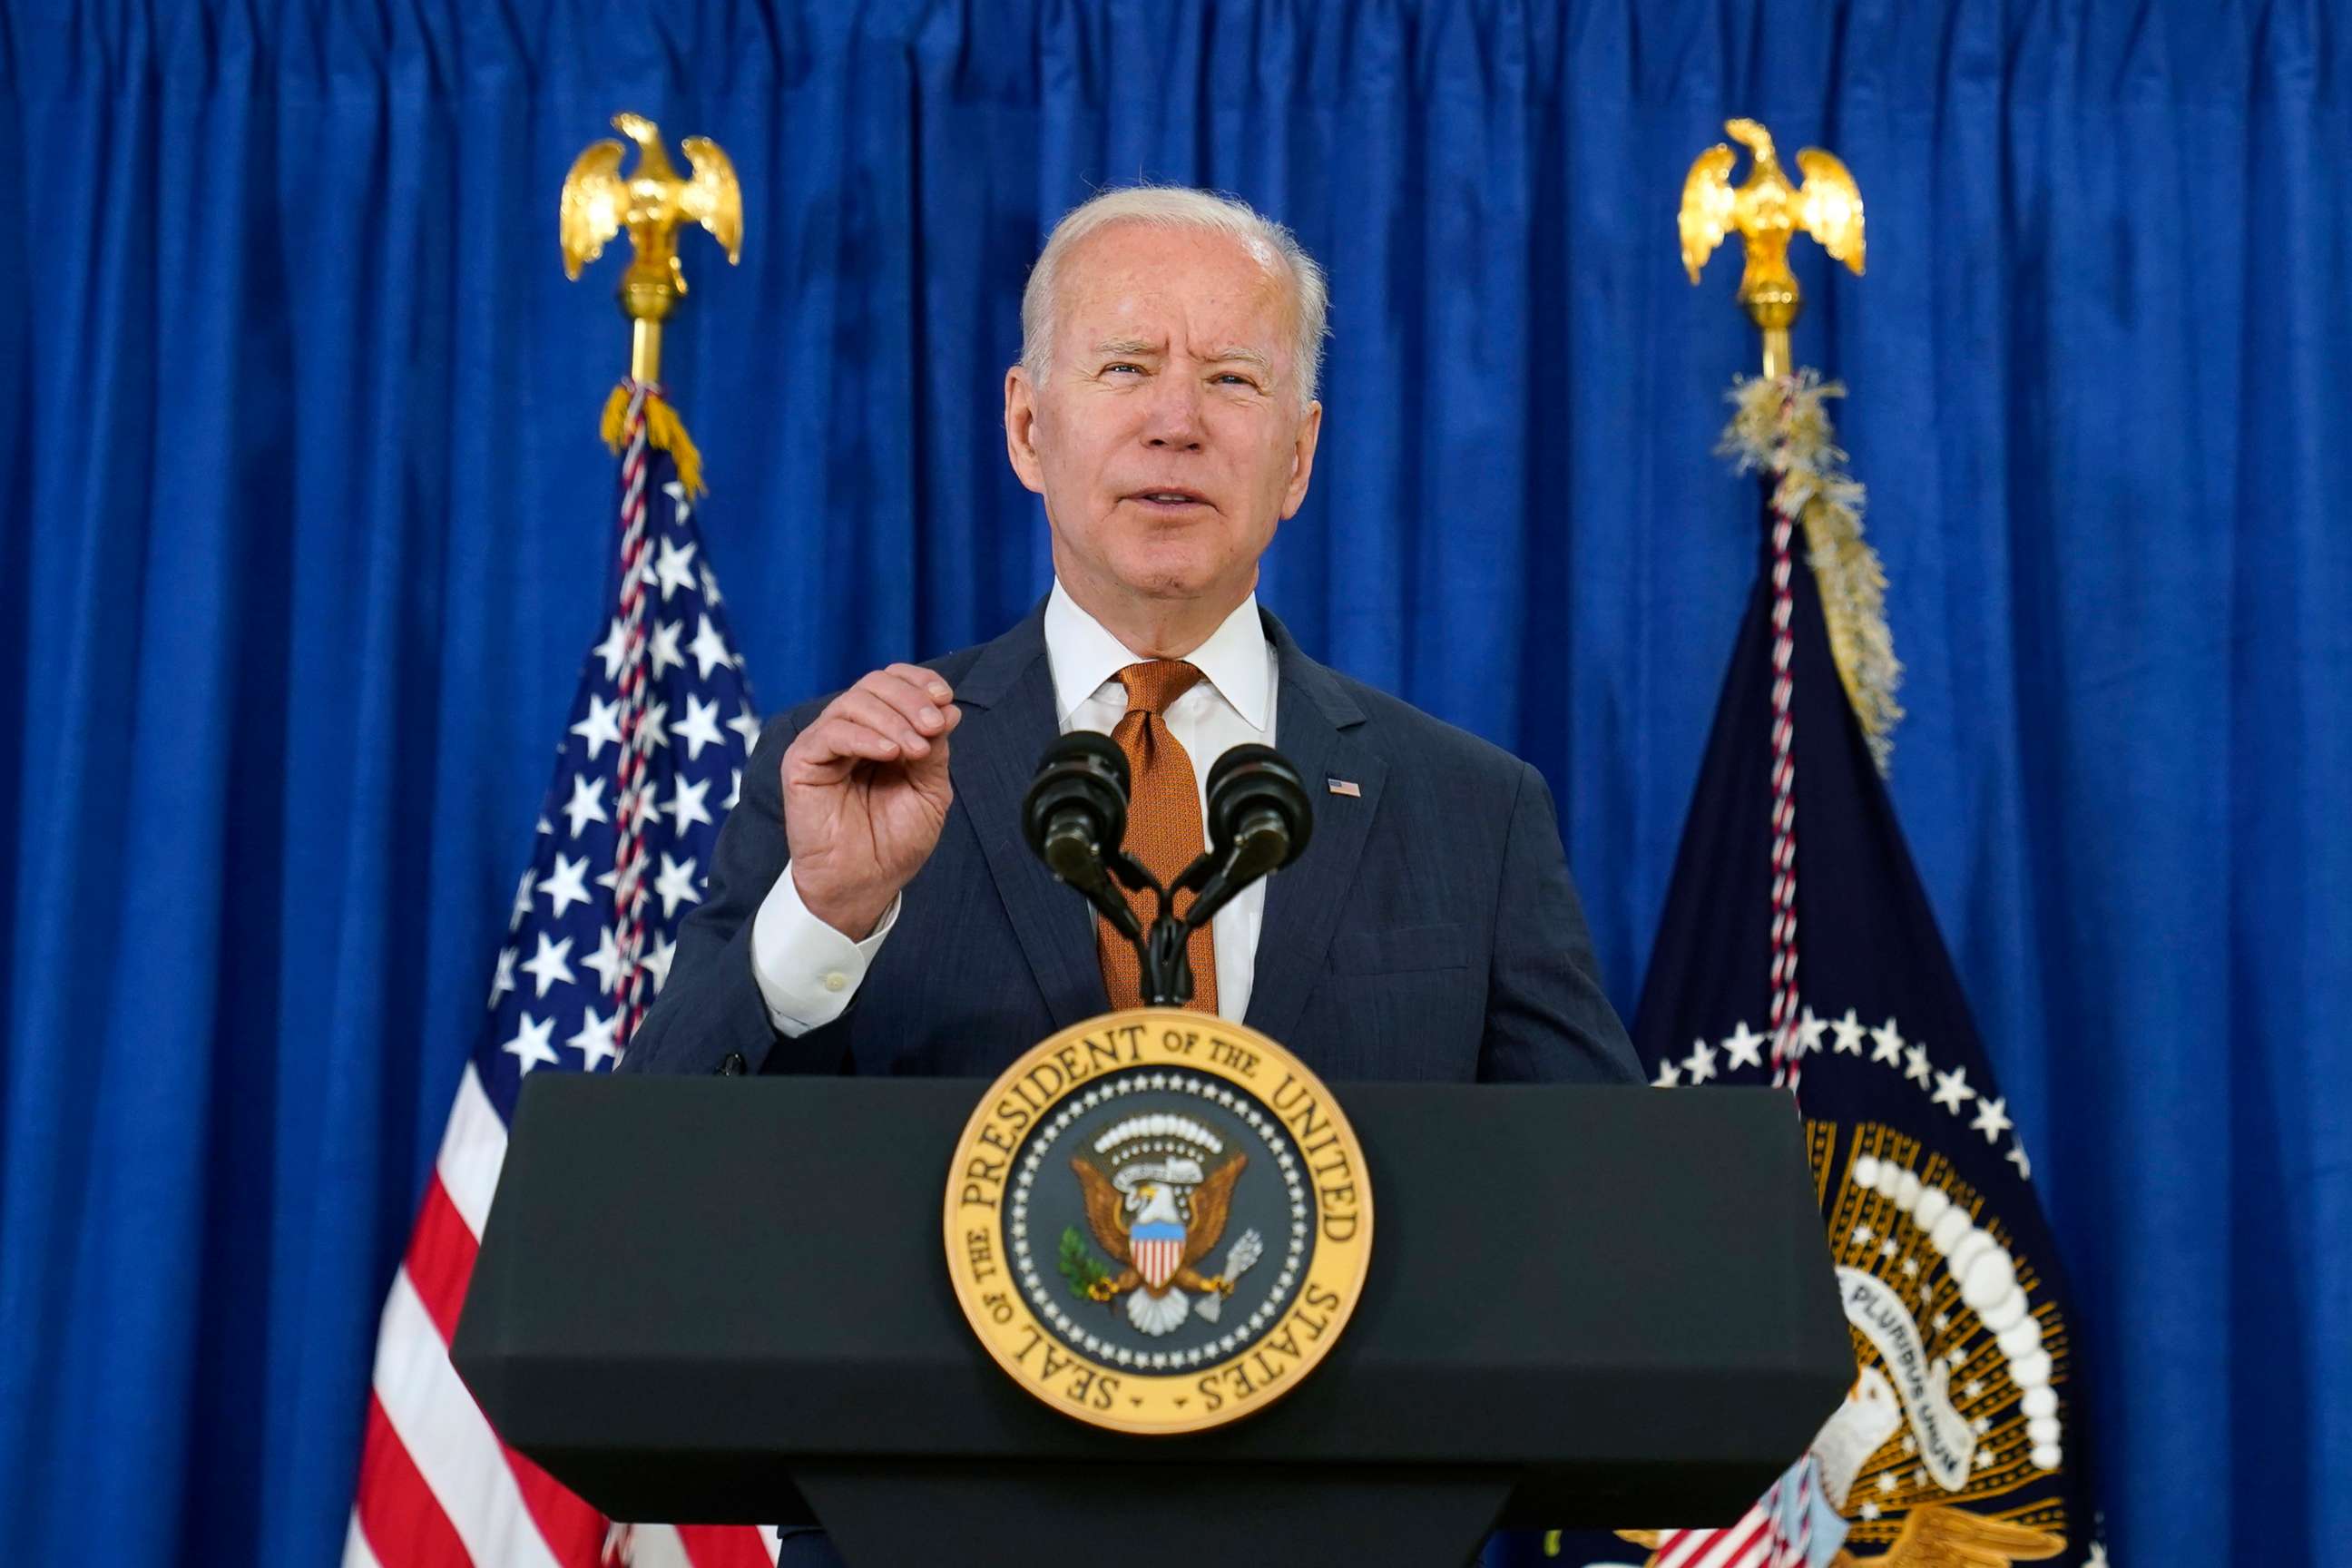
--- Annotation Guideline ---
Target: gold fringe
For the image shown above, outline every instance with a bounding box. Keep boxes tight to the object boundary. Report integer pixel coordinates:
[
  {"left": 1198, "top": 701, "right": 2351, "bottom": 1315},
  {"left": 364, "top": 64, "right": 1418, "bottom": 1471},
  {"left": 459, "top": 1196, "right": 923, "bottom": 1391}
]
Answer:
[
  {"left": 1718, "top": 370, "right": 1905, "bottom": 771},
  {"left": 599, "top": 382, "right": 707, "bottom": 498}
]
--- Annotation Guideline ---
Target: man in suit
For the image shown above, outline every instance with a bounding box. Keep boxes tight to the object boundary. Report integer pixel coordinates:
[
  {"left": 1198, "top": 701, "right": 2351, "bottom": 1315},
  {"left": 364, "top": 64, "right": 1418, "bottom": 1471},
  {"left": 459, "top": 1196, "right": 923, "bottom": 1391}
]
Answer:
[{"left": 624, "top": 185, "right": 1636, "bottom": 1088}]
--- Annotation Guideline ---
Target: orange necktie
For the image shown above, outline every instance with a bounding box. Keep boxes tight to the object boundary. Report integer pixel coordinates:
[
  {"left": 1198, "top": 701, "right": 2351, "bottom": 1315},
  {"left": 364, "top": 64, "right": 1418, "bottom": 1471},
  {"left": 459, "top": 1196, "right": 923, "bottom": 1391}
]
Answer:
[{"left": 1096, "top": 660, "right": 1219, "bottom": 1014}]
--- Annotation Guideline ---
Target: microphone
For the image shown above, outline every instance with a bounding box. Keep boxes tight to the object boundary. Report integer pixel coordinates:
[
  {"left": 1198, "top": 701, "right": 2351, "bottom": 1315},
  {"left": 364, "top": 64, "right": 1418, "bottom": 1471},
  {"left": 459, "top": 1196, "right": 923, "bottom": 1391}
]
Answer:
[
  {"left": 1175, "top": 743, "right": 1314, "bottom": 932},
  {"left": 1022, "top": 731, "right": 1142, "bottom": 941}
]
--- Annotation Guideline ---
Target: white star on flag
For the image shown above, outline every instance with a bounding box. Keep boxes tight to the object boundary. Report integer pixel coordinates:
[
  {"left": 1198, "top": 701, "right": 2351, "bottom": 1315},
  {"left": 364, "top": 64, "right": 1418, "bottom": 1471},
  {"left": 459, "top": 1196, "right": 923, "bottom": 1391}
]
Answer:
[
  {"left": 562, "top": 773, "right": 608, "bottom": 837},
  {"left": 654, "top": 853, "right": 702, "bottom": 917},
  {"left": 727, "top": 700, "right": 763, "bottom": 748},
  {"left": 1794, "top": 1006, "right": 1828, "bottom": 1056},
  {"left": 1683, "top": 1038, "right": 1719, "bottom": 1083},
  {"left": 1933, "top": 1064, "right": 1978, "bottom": 1114},
  {"left": 635, "top": 699, "right": 671, "bottom": 756},
  {"left": 649, "top": 618, "right": 686, "bottom": 679},
  {"left": 591, "top": 616, "right": 629, "bottom": 681},
  {"left": 520, "top": 931, "right": 577, "bottom": 996},
  {"left": 540, "top": 853, "right": 592, "bottom": 918},
  {"left": 674, "top": 691, "right": 725, "bottom": 759},
  {"left": 689, "top": 614, "right": 732, "bottom": 681},
  {"left": 583, "top": 925, "right": 629, "bottom": 996},
  {"left": 643, "top": 932, "right": 679, "bottom": 993},
  {"left": 499, "top": 1011, "right": 560, "bottom": 1073},
  {"left": 1870, "top": 1018, "right": 1906, "bottom": 1064},
  {"left": 665, "top": 775, "right": 714, "bottom": 836},
  {"left": 1722, "top": 1020, "right": 1766, "bottom": 1070},
  {"left": 571, "top": 693, "right": 622, "bottom": 760},
  {"left": 652, "top": 535, "right": 699, "bottom": 601},
  {"left": 1971, "top": 1095, "right": 2013, "bottom": 1142},
  {"left": 568, "top": 1005, "right": 622, "bottom": 1072},
  {"left": 1832, "top": 1007, "right": 1867, "bottom": 1054}
]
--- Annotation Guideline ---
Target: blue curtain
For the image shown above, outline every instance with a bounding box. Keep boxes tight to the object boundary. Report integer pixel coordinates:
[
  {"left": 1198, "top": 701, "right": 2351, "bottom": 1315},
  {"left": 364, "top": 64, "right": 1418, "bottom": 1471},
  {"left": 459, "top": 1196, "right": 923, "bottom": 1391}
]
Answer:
[{"left": 3, "top": 3, "right": 2345, "bottom": 1563}]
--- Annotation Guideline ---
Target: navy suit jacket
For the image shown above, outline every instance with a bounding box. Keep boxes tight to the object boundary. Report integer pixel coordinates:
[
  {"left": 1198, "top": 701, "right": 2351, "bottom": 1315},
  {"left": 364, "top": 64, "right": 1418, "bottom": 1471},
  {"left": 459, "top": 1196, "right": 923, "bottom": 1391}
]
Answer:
[{"left": 623, "top": 603, "right": 1637, "bottom": 1085}]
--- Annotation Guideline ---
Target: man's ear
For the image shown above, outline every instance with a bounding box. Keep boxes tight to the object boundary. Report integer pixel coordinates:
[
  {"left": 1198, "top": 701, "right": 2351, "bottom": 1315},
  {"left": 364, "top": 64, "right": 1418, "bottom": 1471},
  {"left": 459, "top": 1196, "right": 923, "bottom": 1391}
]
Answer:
[
  {"left": 1004, "top": 365, "right": 1047, "bottom": 496},
  {"left": 1279, "top": 399, "right": 1323, "bottom": 520}
]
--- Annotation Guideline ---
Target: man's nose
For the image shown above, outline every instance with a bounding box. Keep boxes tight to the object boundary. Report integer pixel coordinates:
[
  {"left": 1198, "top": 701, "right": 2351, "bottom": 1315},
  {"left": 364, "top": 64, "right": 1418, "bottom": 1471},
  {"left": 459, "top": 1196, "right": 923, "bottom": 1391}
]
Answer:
[{"left": 1141, "top": 376, "right": 1205, "bottom": 450}]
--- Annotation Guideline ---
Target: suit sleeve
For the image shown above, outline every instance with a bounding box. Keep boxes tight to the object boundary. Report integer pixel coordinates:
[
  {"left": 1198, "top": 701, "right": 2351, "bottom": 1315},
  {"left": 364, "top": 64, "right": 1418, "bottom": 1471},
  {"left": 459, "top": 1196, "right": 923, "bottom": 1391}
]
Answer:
[
  {"left": 1477, "top": 761, "right": 1642, "bottom": 1084},
  {"left": 619, "top": 712, "right": 856, "bottom": 1077}
]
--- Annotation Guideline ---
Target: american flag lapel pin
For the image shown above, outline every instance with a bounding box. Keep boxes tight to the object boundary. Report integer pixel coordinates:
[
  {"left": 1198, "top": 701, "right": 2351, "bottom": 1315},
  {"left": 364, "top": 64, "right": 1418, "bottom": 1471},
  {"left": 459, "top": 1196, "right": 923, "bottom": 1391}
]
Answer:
[{"left": 1327, "top": 777, "right": 1361, "bottom": 798}]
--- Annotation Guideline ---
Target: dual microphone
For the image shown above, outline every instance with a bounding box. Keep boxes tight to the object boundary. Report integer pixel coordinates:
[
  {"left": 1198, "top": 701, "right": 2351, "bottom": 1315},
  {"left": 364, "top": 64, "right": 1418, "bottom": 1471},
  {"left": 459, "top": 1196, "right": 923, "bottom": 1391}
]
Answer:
[{"left": 1022, "top": 730, "right": 1314, "bottom": 1008}]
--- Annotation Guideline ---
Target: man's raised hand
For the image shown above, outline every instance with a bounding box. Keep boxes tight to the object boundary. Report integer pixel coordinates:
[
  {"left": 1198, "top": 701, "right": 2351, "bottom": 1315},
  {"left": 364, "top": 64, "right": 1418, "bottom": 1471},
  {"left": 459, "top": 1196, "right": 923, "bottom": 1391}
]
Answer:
[{"left": 779, "top": 663, "right": 961, "bottom": 938}]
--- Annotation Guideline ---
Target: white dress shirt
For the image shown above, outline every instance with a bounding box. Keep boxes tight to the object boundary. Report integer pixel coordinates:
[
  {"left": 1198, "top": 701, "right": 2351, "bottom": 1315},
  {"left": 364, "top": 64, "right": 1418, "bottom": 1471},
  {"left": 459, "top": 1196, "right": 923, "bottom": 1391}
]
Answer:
[{"left": 750, "top": 581, "right": 1279, "bottom": 1034}]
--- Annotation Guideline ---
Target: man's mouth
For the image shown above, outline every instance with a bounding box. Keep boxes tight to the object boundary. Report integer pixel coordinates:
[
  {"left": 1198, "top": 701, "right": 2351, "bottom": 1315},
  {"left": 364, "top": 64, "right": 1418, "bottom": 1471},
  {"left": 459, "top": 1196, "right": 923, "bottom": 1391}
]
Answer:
[{"left": 1128, "top": 488, "right": 1213, "bottom": 510}]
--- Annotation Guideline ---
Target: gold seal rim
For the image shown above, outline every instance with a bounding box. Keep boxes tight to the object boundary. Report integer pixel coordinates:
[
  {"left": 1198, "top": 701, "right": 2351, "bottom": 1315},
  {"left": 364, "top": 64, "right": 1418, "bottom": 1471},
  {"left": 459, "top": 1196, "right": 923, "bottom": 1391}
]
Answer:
[{"left": 942, "top": 1007, "right": 1374, "bottom": 1436}]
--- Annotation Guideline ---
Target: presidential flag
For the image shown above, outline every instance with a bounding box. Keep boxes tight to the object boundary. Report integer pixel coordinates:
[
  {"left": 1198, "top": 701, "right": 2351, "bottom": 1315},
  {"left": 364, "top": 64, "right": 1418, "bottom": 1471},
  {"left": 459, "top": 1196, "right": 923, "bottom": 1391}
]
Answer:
[
  {"left": 1508, "top": 377, "right": 2105, "bottom": 1568},
  {"left": 344, "top": 385, "right": 777, "bottom": 1568}
]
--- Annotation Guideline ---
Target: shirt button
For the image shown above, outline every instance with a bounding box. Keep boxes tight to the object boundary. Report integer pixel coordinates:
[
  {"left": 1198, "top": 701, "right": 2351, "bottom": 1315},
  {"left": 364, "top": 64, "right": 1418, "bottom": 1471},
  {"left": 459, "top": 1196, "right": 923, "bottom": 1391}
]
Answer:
[{"left": 823, "top": 971, "right": 848, "bottom": 992}]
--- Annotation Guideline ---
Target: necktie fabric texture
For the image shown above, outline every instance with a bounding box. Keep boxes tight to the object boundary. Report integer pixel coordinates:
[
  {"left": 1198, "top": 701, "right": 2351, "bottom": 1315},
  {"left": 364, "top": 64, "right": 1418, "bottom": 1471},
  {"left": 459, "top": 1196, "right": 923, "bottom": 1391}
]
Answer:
[{"left": 1096, "top": 661, "right": 1219, "bottom": 1014}]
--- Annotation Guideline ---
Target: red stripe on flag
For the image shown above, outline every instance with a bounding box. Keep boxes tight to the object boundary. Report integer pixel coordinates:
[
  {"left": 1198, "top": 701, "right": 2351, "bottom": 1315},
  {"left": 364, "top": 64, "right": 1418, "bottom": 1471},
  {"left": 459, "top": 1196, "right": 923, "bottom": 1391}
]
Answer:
[
  {"left": 355, "top": 1393, "right": 475, "bottom": 1568},
  {"left": 405, "top": 1177, "right": 478, "bottom": 1344},
  {"left": 674, "top": 1524, "right": 777, "bottom": 1568},
  {"left": 398, "top": 1179, "right": 610, "bottom": 1568}
]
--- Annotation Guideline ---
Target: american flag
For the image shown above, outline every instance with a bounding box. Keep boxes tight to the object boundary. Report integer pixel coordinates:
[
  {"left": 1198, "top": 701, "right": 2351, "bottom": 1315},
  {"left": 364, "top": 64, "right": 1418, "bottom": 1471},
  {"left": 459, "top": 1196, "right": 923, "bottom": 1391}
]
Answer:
[{"left": 344, "top": 386, "right": 779, "bottom": 1568}]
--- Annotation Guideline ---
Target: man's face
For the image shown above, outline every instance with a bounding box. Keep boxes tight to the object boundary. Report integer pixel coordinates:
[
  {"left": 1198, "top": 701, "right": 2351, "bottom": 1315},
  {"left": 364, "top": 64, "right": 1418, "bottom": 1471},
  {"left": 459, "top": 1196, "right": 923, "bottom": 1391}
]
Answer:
[{"left": 1004, "top": 223, "right": 1322, "bottom": 618}]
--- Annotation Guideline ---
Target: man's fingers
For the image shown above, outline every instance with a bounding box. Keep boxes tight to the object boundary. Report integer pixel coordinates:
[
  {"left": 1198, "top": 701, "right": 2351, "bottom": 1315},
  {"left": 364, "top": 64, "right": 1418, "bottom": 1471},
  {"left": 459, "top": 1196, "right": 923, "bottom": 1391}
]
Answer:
[
  {"left": 789, "top": 712, "right": 913, "bottom": 775},
  {"left": 856, "top": 667, "right": 956, "bottom": 740},
  {"left": 828, "top": 688, "right": 936, "bottom": 757},
  {"left": 885, "top": 663, "right": 955, "bottom": 708}
]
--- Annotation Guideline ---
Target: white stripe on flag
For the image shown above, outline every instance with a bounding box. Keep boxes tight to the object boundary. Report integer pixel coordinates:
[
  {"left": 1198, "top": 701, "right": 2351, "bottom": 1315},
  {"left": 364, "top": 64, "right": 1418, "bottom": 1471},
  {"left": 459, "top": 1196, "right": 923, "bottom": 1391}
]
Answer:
[
  {"left": 436, "top": 1063, "right": 509, "bottom": 1240},
  {"left": 624, "top": 1524, "right": 692, "bottom": 1568},
  {"left": 342, "top": 1512, "right": 385, "bottom": 1568},
  {"left": 372, "top": 1267, "right": 564, "bottom": 1568}
]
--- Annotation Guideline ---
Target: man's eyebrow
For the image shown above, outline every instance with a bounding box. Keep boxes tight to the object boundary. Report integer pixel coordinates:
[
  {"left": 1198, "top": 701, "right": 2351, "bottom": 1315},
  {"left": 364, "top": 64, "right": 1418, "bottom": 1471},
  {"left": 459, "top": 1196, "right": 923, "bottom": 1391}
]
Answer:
[
  {"left": 1091, "top": 337, "right": 1162, "bottom": 358},
  {"left": 1204, "top": 347, "right": 1273, "bottom": 370}
]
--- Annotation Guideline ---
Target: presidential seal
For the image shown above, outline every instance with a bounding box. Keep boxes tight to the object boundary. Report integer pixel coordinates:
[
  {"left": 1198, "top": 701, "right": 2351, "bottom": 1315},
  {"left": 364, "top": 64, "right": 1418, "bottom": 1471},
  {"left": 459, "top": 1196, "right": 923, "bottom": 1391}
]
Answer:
[{"left": 944, "top": 1010, "right": 1372, "bottom": 1435}]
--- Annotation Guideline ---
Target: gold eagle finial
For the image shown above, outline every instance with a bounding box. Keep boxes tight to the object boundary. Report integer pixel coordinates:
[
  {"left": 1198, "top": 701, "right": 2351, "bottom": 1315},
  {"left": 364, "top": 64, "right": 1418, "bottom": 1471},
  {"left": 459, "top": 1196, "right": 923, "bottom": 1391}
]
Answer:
[
  {"left": 560, "top": 113, "right": 742, "bottom": 382},
  {"left": 1681, "top": 118, "right": 1864, "bottom": 377}
]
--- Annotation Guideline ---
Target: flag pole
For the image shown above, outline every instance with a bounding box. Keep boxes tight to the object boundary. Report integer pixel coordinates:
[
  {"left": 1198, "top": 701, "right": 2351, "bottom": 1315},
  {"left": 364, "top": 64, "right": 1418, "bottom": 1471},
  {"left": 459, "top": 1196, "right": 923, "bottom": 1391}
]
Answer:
[
  {"left": 1678, "top": 118, "right": 1876, "bottom": 1093},
  {"left": 556, "top": 113, "right": 745, "bottom": 1049}
]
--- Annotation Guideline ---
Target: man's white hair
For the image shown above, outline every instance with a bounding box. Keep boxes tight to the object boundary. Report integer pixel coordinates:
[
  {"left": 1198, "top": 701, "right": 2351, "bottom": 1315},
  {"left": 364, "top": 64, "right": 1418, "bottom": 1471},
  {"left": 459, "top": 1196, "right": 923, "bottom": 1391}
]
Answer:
[{"left": 1020, "top": 185, "right": 1330, "bottom": 407}]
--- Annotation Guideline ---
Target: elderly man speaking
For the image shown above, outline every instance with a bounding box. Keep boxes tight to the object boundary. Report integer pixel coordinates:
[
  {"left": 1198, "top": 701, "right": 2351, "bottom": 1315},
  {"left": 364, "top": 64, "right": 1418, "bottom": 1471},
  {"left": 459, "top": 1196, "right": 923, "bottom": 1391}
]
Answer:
[{"left": 623, "top": 186, "right": 1636, "bottom": 1091}]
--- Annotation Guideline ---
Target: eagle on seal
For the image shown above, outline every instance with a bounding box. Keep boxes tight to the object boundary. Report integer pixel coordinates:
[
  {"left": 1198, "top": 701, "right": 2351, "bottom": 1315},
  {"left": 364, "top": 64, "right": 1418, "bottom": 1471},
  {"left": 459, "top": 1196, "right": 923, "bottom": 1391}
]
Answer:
[{"left": 1073, "top": 1153, "right": 1247, "bottom": 1337}]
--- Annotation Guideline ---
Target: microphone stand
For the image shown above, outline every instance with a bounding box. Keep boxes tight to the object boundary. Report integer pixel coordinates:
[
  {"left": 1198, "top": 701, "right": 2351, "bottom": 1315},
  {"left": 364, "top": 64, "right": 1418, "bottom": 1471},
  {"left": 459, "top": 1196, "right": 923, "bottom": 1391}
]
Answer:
[{"left": 1111, "top": 845, "right": 1255, "bottom": 1010}]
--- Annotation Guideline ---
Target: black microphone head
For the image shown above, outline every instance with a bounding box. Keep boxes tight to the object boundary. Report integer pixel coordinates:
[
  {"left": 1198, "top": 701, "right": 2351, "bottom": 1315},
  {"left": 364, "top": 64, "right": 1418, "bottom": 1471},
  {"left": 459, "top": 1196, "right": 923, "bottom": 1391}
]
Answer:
[
  {"left": 1204, "top": 743, "right": 1313, "bottom": 867},
  {"left": 1023, "top": 730, "right": 1132, "bottom": 862}
]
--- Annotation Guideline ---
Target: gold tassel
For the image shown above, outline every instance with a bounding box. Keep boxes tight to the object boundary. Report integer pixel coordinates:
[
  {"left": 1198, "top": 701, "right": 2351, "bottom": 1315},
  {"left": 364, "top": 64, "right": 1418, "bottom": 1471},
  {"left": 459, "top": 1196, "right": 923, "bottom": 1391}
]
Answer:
[
  {"left": 1719, "top": 371, "right": 1905, "bottom": 771},
  {"left": 599, "top": 382, "right": 708, "bottom": 498}
]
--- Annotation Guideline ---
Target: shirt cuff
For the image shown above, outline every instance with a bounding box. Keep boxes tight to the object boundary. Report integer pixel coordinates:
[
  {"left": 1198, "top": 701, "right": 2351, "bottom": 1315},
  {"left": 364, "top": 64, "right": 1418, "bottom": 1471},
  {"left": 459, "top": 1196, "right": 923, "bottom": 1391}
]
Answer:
[{"left": 749, "top": 871, "right": 900, "bottom": 1036}]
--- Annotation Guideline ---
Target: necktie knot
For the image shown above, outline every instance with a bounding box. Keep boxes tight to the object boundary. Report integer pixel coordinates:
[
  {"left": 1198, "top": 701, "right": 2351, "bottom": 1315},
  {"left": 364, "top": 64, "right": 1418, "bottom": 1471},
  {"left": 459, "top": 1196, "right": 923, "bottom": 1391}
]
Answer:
[{"left": 1115, "top": 660, "right": 1205, "bottom": 718}]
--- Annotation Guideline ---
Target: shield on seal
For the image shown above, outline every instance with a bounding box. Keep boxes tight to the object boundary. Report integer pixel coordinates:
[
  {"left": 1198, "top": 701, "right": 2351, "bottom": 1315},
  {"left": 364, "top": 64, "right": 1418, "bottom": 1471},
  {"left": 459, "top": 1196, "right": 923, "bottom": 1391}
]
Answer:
[{"left": 1131, "top": 1220, "right": 1184, "bottom": 1291}]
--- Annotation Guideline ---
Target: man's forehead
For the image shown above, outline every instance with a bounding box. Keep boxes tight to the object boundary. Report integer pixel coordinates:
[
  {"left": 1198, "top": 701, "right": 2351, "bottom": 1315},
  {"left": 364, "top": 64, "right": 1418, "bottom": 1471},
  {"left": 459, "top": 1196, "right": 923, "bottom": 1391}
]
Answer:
[{"left": 1055, "top": 225, "right": 1294, "bottom": 346}]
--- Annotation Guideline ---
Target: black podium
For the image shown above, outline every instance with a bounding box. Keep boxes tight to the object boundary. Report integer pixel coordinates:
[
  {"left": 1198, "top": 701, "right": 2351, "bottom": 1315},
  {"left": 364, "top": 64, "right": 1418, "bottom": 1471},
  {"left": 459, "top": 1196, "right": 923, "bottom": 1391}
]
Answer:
[{"left": 454, "top": 1075, "right": 1849, "bottom": 1566}]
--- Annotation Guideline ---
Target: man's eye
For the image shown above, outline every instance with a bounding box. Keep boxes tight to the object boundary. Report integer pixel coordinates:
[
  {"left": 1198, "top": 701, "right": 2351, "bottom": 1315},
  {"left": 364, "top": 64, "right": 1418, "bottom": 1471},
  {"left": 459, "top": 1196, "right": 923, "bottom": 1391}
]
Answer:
[
  {"left": 1103, "top": 362, "right": 1144, "bottom": 376},
  {"left": 1215, "top": 374, "right": 1258, "bottom": 387}
]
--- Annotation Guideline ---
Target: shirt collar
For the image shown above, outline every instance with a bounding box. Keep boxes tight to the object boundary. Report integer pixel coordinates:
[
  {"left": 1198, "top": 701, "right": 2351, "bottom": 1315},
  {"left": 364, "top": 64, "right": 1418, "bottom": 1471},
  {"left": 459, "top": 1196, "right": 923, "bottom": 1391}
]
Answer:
[{"left": 1044, "top": 579, "right": 1271, "bottom": 730}]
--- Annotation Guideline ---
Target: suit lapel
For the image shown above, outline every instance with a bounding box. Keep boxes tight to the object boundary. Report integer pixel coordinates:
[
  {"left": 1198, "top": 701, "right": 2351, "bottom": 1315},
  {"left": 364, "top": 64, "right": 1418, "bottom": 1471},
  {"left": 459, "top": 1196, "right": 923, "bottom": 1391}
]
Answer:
[
  {"left": 1244, "top": 614, "right": 1385, "bottom": 1045},
  {"left": 951, "top": 604, "right": 1110, "bottom": 1030}
]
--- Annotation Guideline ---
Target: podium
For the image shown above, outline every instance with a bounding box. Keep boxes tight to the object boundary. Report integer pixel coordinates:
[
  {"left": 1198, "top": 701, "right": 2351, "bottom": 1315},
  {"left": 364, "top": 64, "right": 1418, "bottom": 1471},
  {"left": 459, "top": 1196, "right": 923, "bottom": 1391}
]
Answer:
[{"left": 454, "top": 1074, "right": 1850, "bottom": 1566}]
